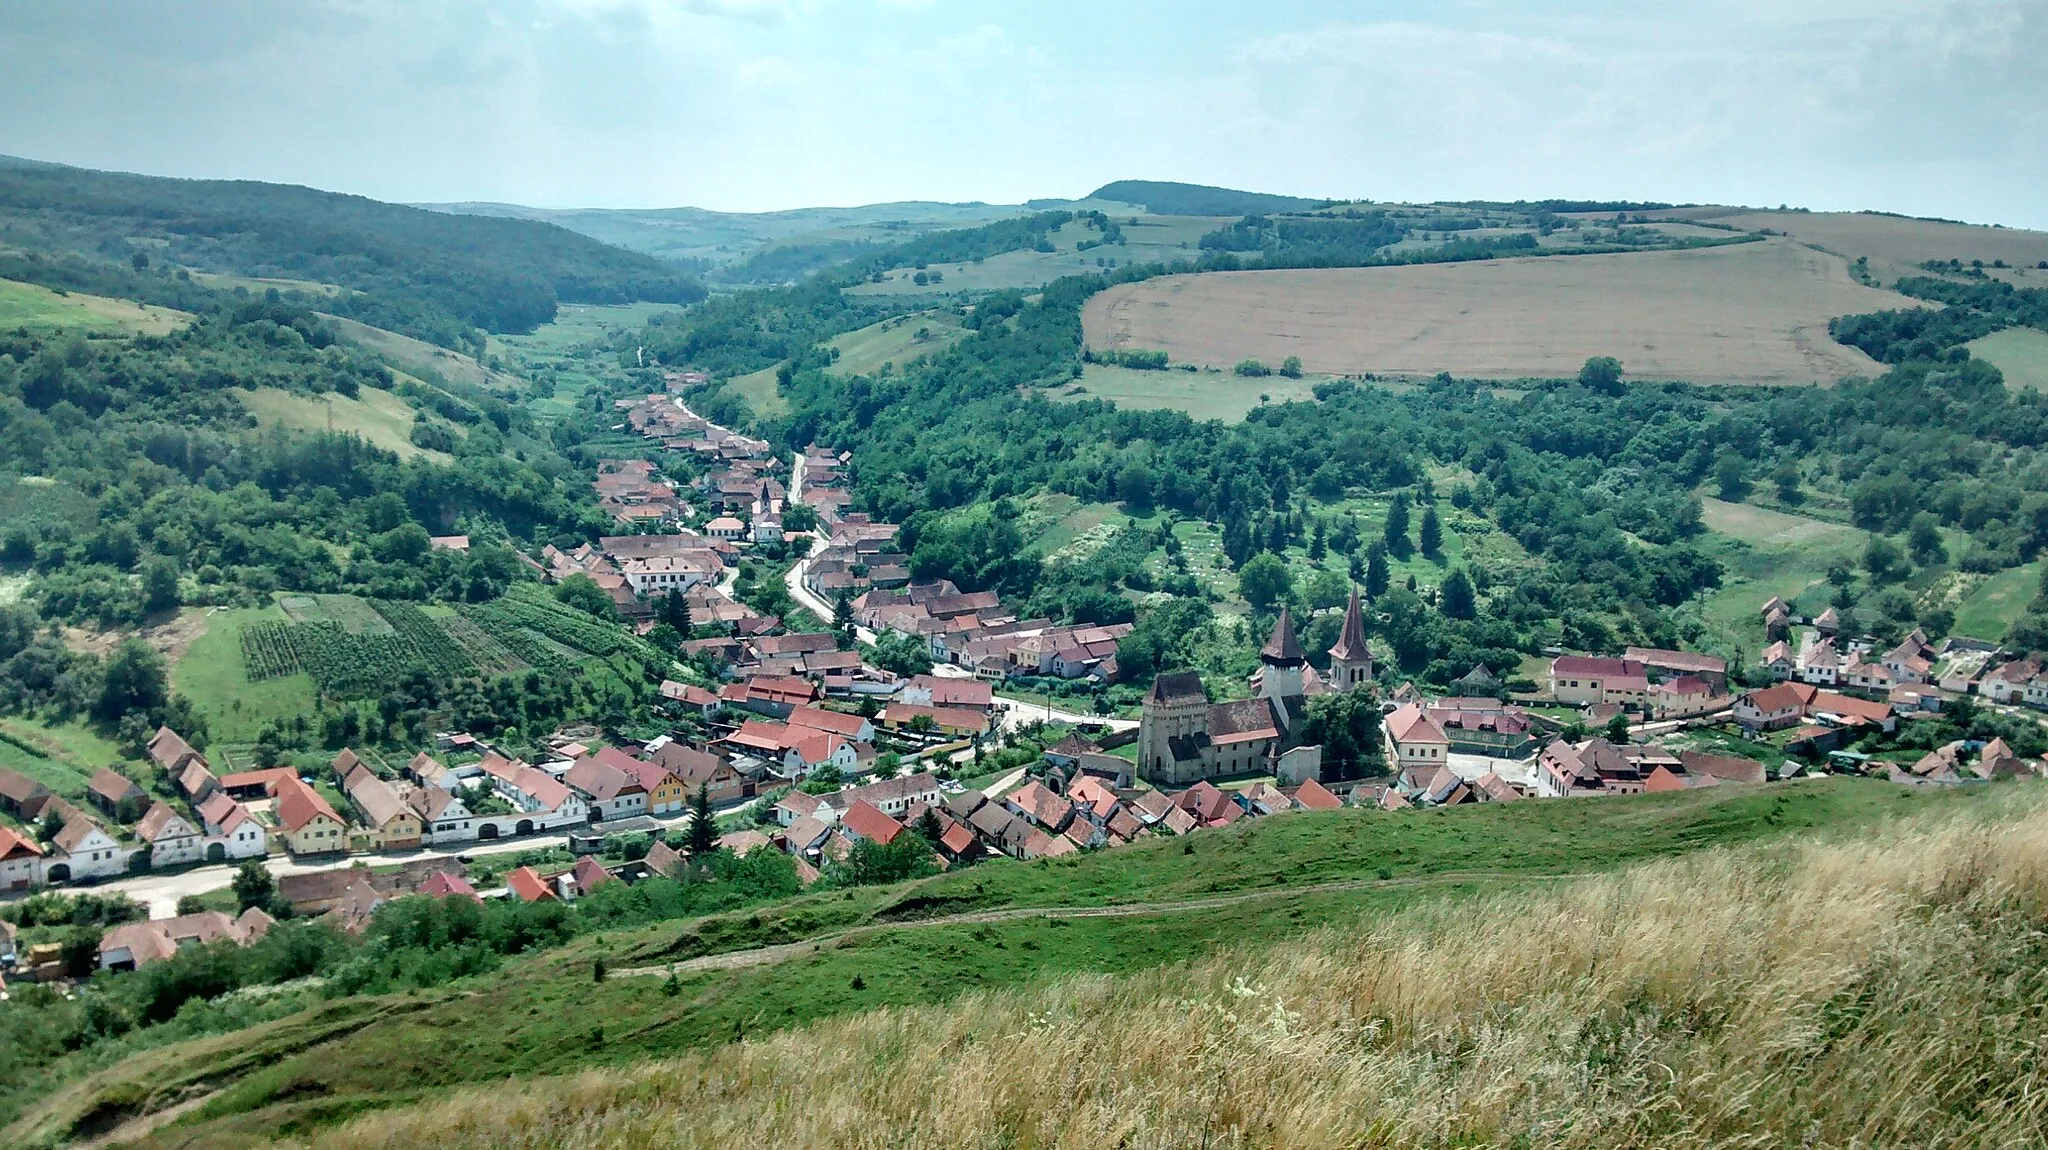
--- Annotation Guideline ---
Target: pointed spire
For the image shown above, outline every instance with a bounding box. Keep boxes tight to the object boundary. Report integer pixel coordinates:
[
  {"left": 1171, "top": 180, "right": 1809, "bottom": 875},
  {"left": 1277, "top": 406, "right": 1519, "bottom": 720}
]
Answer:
[
  {"left": 1328, "top": 586, "right": 1369, "bottom": 663},
  {"left": 1260, "top": 606, "right": 1305, "bottom": 666}
]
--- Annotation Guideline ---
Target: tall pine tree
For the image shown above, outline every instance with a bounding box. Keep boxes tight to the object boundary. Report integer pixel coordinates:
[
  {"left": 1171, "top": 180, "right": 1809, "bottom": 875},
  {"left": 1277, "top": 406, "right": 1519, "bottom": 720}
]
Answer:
[
  {"left": 685, "top": 783, "right": 717, "bottom": 859},
  {"left": 1384, "top": 493, "right": 1412, "bottom": 557},
  {"left": 1419, "top": 506, "right": 1443, "bottom": 559}
]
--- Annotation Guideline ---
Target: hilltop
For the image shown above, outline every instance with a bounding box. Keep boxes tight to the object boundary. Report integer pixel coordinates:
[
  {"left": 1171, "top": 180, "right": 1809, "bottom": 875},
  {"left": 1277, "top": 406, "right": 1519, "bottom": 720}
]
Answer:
[
  {"left": 234, "top": 792, "right": 2048, "bottom": 1148},
  {"left": 1087, "top": 178, "right": 1327, "bottom": 216}
]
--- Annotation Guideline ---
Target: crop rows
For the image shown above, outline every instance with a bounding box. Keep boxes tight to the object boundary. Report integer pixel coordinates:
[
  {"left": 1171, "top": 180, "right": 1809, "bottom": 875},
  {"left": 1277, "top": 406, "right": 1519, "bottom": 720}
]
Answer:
[
  {"left": 370, "top": 599, "right": 477, "bottom": 678},
  {"left": 439, "top": 613, "right": 529, "bottom": 676},
  {"left": 460, "top": 585, "right": 662, "bottom": 665},
  {"left": 240, "top": 621, "right": 302, "bottom": 681}
]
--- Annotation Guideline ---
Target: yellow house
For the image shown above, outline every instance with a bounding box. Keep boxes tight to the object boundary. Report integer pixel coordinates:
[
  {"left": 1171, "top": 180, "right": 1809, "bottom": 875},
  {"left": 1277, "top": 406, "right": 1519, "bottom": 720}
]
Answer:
[
  {"left": 626, "top": 760, "right": 687, "bottom": 816},
  {"left": 343, "top": 765, "right": 423, "bottom": 850},
  {"left": 273, "top": 776, "right": 350, "bottom": 856}
]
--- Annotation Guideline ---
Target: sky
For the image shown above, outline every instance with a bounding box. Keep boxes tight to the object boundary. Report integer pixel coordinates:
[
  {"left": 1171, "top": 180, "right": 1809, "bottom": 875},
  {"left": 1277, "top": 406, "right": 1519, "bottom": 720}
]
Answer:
[{"left": 2, "top": 0, "right": 2044, "bottom": 227}]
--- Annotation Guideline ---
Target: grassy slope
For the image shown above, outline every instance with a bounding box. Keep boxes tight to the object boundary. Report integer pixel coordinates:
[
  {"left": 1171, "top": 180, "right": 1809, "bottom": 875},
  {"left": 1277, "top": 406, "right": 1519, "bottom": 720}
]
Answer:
[
  {"left": 1053, "top": 363, "right": 1323, "bottom": 423},
  {"left": 233, "top": 386, "right": 454, "bottom": 463},
  {"left": 283, "top": 788, "right": 2048, "bottom": 1150},
  {"left": 823, "top": 310, "right": 965, "bottom": 377},
  {"left": 169, "top": 605, "right": 320, "bottom": 746},
  {"left": 0, "top": 276, "right": 186, "bottom": 335},
  {"left": 722, "top": 364, "right": 788, "bottom": 418},
  {"left": 1696, "top": 497, "right": 1868, "bottom": 658},
  {"left": 30, "top": 778, "right": 2008, "bottom": 1148},
  {"left": 1952, "top": 559, "right": 2042, "bottom": 641},
  {"left": 1969, "top": 326, "right": 2048, "bottom": 392},
  {"left": 321, "top": 315, "right": 523, "bottom": 395}
]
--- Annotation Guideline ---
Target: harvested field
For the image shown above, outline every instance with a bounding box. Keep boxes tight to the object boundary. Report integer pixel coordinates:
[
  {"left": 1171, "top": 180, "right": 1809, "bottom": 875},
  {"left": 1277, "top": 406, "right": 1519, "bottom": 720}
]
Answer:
[
  {"left": 1081, "top": 239, "right": 1918, "bottom": 386},
  {"left": 1657, "top": 208, "right": 2048, "bottom": 281}
]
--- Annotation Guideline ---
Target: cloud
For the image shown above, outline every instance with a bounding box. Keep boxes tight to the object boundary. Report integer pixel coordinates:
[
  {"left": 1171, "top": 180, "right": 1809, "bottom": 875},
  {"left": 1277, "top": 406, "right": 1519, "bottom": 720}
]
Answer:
[{"left": 0, "top": 0, "right": 2038, "bottom": 224}]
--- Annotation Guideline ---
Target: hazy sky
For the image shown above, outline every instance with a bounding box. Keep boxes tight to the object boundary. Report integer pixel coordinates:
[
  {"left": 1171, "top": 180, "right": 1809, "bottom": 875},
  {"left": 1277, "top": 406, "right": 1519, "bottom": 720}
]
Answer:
[{"left": 3, "top": 0, "right": 2043, "bottom": 226}]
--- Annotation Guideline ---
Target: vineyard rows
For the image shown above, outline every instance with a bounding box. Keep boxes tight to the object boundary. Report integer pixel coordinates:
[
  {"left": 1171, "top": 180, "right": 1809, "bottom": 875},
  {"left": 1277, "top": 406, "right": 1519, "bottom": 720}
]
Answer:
[
  {"left": 238, "top": 585, "right": 662, "bottom": 699},
  {"left": 370, "top": 599, "right": 477, "bottom": 678},
  {"left": 240, "top": 621, "right": 302, "bottom": 681}
]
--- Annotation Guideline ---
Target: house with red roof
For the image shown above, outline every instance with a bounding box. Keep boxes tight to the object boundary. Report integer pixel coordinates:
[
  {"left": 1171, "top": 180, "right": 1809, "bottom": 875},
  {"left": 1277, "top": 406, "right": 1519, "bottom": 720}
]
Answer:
[
  {"left": 272, "top": 775, "right": 350, "bottom": 857},
  {"left": 567, "top": 855, "right": 614, "bottom": 898},
  {"left": 0, "top": 825, "right": 43, "bottom": 892},
  {"left": 135, "top": 801, "right": 203, "bottom": 868},
  {"left": 838, "top": 799, "right": 904, "bottom": 845},
  {"left": 1382, "top": 703, "right": 1451, "bottom": 773},
  {"left": 417, "top": 871, "right": 482, "bottom": 902},
  {"left": 505, "top": 865, "right": 557, "bottom": 902},
  {"left": 1547, "top": 656, "right": 1650, "bottom": 708}
]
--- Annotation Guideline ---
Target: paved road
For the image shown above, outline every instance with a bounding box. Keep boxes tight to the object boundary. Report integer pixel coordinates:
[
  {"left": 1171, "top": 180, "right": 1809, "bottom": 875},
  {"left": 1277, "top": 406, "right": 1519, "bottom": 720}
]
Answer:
[{"left": 613, "top": 868, "right": 1584, "bottom": 980}]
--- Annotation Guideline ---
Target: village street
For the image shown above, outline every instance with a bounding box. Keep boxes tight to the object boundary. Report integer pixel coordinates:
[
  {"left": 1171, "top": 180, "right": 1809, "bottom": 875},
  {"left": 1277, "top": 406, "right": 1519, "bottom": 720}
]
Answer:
[{"left": 58, "top": 800, "right": 758, "bottom": 919}]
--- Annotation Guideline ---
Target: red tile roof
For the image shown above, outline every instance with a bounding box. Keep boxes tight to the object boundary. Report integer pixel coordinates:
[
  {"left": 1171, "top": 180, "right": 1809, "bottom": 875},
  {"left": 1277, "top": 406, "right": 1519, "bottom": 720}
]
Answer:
[
  {"left": 274, "top": 775, "right": 345, "bottom": 832},
  {"left": 505, "top": 865, "right": 555, "bottom": 902},
  {"left": 839, "top": 799, "right": 903, "bottom": 845}
]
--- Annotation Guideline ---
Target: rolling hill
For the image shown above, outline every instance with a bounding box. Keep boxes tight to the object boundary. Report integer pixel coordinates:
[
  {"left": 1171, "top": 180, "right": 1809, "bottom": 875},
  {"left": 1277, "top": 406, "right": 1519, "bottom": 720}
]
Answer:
[
  {"left": 0, "top": 156, "right": 706, "bottom": 343},
  {"left": 1088, "top": 179, "right": 1327, "bottom": 216},
  {"left": 1082, "top": 237, "right": 1919, "bottom": 386}
]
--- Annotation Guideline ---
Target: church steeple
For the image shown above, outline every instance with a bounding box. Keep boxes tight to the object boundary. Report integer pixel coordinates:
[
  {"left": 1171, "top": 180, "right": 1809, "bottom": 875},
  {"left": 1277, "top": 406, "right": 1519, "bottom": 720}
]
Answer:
[
  {"left": 1260, "top": 606, "right": 1305, "bottom": 667},
  {"left": 1327, "top": 586, "right": 1374, "bottom": 690},
  {"left": 1257, "top": 606, "right": 1306, "bottom": 704}
]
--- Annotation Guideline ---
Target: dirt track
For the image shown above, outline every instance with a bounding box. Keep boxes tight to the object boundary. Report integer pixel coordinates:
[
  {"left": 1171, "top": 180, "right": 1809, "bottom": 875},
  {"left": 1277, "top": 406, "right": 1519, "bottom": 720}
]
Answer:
[
  {"left": 1081, "top": 238, "right": 1917, "bottom": 387},
  {"left": 615, "top": 870, "right": 1578, "bottom": 980}
]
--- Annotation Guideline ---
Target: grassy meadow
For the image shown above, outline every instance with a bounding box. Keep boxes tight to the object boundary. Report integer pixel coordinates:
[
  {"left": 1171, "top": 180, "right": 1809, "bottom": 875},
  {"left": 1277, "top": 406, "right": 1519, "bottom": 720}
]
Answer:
[
  {"left": 169, "top": 604, "right": 321, "bottom": 746},
  {"left": 1695, "top": 497, "right": 1869, "bottom": 656},
  {"left": 15, "top": 777, "right": 2013, "bottom": 1148},
  {"left": 233, "top": 386, "right": 455, "bottom": 462},
  {"left": 282, "top": 787, "right": 2048, "bottom": 1150},
  {"left": 1969, "top": 326, "right": 2048, "bottom": 392},
  {"left": 823, "top": 309, "right": 966, "bottom": 377},
  {"left": 0, "top": 276, "right": 187, "bottom": 335}
]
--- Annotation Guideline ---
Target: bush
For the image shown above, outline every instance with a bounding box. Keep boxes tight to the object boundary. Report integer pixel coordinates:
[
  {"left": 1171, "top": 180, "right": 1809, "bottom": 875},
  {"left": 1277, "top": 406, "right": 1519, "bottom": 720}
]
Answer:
[{"left": 1234, "top": 359, "right": 1270, "bottom": 378}]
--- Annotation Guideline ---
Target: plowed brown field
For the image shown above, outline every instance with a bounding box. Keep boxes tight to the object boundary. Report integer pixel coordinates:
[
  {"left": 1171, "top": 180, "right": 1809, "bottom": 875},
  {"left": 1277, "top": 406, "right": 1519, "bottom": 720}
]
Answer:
[{"left": 1081, "top": 238, "right": 1921, "bottom": 386}]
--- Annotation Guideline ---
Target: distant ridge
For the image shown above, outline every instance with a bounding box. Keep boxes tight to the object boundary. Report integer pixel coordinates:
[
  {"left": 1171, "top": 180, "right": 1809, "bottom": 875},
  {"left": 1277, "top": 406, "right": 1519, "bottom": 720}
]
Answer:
[{"left": 1087, "top": 180, "right": 1325, "bottom": 216}]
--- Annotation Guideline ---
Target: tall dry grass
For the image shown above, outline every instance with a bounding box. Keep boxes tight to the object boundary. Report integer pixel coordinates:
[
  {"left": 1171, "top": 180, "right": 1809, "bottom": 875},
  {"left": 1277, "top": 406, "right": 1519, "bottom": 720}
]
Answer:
[{"left": 301, "top": 793, "right": 2048, "bottom": 1150}]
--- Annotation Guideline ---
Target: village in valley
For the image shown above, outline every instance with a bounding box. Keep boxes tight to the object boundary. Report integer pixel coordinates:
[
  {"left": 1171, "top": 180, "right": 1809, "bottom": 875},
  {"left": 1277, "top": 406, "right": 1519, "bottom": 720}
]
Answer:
[{"left": 4, "top": 380, "right": 2041, "bottom": 986}]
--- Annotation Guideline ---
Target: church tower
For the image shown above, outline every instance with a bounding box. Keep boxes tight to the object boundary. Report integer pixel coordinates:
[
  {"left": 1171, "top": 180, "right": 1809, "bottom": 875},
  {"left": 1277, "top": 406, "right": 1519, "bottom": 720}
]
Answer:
[
  {"left": 1327, "top": 586, "right": 1374, "bottom": 689},
  {"left": 1257, "top": 606, "right": 1306, "bottom": 702},
  {"left": 1139, "top": 671, "right": 1210, "bottom": 782}
]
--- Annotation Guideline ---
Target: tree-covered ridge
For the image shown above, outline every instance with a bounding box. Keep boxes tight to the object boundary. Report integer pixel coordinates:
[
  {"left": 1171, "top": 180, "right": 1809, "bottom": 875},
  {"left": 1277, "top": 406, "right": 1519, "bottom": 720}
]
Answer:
[
  {"left": 0, "top": 297, "right": 605, "bottom": 631},
  {"left": 1088, "top": 180, "right": 1325, "bottom": 216},
  {"left": 0, "top": 159, "right": 707, "bottom": 345}
]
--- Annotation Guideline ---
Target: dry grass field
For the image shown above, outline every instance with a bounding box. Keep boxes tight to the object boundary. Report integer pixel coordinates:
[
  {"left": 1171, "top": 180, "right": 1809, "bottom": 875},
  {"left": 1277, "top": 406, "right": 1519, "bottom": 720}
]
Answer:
[
  {"left": 1659, "top": 208, "right": 2048, "bottom": 281},
  {"left": 291, "top": 794, "right": 2048, "bottom": 1150},
  {"left": 1082, "top": 239, "right": 1914, "bottom": 386}
]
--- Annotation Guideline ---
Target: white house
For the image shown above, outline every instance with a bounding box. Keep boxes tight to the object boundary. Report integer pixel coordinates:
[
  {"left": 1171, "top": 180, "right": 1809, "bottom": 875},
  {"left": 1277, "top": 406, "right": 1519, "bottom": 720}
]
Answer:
[
  {"left": 196, "top": 792, "right": 268, "bottom": 861},
  {"left": 408, "top": 787, "right": 477, "bottom": 844},
  {"left": 0, "top": 825, "right": 43, "bottom": 892},
  {"left": 137, "top": 801, "right": 205, "bottom": 868},
  {"left": 47, "top": 818, "right": 131, "bottom": 882}
]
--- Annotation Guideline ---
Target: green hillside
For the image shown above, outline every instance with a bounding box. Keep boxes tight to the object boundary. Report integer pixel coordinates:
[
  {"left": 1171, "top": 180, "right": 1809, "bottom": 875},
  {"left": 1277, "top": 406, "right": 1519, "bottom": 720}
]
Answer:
[
  {"left": 2, "top": 778, "right": 2008, "bottom": 1147},
  {"left": 0, "top": 156, "right": 706, "bottom": 345}
]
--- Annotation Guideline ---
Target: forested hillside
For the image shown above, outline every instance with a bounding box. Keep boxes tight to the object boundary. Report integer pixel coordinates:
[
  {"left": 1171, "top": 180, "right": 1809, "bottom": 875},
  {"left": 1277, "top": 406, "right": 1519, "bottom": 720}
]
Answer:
[
  {"left": 0, "top": 157, "right": 706, "bottom": 347},
  {"left": 1088, "top": 179, "right": 1324, "bottom": 215}
]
